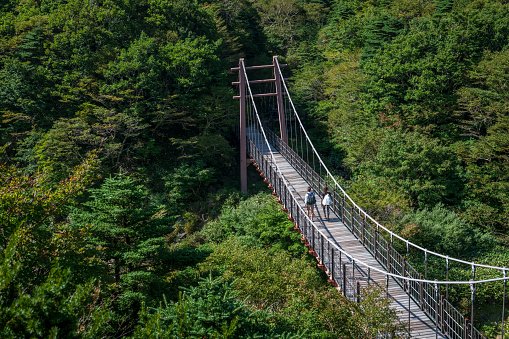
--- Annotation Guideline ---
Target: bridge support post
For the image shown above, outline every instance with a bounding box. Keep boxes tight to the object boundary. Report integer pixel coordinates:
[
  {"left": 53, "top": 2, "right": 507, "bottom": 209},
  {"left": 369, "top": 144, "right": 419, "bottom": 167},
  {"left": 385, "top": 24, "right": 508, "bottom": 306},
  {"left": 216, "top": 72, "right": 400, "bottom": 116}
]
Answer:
[
  {"left": 356, "top": 281, "right": 360, "bottom": 303},
  {"left": 239, "top": 58, "right": 248, "bottom": 194},
  {"left": 342, "top": 263, "right": 347, "bottom": 297},
  {"left": 434, "top": 282, "right": 439, "bottom": 339},
  {"left": 502, "top": 269, "right": 506, "bottom": 339},
  {"left": 471, "top": 282, "right": 475, "bottom": 338},
  {"left": 273, "top": 56, "right": 288, "bottom": 144}
]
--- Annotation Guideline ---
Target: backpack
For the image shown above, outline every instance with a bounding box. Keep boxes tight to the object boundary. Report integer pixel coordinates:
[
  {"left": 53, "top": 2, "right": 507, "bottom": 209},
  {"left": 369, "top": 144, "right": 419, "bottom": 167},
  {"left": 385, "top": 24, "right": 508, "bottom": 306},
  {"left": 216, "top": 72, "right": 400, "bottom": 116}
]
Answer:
[{"left": 306, "top": 192, "right": 316, "bottom": 204}]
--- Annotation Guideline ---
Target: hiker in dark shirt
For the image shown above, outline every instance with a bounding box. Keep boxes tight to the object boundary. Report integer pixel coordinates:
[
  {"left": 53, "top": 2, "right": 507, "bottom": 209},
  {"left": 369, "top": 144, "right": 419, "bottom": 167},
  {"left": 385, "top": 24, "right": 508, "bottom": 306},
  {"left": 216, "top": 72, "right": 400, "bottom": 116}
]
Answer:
[{"left": 304, "top": 186, "right": 316, "bottom": 220}]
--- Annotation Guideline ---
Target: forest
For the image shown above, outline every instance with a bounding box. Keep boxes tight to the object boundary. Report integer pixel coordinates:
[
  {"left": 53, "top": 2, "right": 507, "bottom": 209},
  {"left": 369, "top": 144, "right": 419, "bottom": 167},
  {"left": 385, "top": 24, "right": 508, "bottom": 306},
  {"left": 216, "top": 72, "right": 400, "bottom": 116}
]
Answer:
[{"left": 0, "top": 0, "right": 508, "bottom": 337}]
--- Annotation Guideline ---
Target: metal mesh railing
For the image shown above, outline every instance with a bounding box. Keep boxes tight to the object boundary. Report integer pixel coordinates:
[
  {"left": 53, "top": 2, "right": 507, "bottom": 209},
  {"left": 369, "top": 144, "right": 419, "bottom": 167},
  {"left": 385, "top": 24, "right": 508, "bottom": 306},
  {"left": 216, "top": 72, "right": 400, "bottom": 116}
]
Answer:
[
  {"left": 236, "top": 57, "right": 502, "bottom": 338},
  {"left": 261, "top": 130, "right": 485, "bottom": 339}
]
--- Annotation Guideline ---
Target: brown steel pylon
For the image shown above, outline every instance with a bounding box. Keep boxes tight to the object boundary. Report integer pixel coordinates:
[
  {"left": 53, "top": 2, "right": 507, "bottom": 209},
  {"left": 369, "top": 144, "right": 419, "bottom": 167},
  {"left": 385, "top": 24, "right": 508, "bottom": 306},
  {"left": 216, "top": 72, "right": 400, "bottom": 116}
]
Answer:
[{"left": 232, "top": 56, "right": 287, "bottom": 194}]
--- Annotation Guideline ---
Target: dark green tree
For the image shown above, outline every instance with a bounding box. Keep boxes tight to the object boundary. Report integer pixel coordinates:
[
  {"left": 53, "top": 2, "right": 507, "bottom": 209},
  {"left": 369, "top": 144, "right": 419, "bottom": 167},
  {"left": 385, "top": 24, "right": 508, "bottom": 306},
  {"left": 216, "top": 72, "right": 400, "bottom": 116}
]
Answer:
[
  {"left": 0, "top": 153, "right": 105, "bottom": 338},
  {"left": 69, "top": 173, "right": 173, "bottom": 337},
  {"left": 361, "top": 13, "right": 403, "bottom": 62},
  {"left": 134, "top": 275, "right": 278, "bottom": 338},
  {"left": 455, "top": 48, "right": 509, "bottom": 232}
]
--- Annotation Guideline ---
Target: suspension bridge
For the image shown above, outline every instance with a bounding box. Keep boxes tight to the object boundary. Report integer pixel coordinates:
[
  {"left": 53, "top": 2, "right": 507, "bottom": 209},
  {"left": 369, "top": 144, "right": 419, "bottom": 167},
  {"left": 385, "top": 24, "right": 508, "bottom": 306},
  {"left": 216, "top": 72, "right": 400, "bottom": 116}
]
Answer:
[{"left": 232, "top": 57, "right": 509, "bottom": 338}]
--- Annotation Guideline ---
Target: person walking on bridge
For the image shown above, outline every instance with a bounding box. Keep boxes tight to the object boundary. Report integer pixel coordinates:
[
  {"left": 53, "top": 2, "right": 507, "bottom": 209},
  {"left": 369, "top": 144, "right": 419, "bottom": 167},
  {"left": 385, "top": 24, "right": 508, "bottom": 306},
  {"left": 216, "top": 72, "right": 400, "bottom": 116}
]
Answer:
[
  {"left": 304, "top": 186, "right": 316, "bottom": 220},
  {"left": 322, "top": 186, "right": 332, "bottom": 221}
]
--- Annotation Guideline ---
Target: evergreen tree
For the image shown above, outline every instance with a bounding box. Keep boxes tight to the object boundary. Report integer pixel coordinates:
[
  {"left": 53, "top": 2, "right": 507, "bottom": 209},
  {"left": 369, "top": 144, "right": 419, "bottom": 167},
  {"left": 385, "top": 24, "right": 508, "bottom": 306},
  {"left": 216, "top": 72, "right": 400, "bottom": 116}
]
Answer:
[
  {"left": 134, "top": 275, "right": 277, "bottom": 338},
  {"left": 70, "top": 174, "right": 170, "bottom": 326},
  {"left": 361, "top": 13, "right": 403, "bottom": 62}
]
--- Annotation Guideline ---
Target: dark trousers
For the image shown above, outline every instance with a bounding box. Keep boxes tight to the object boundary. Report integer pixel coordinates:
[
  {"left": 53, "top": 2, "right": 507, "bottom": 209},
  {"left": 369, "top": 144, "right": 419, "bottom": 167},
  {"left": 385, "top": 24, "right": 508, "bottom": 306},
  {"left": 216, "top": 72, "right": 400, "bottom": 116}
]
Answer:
[{"left": 322, "top": 204, "right": 330, "bottom": 219}]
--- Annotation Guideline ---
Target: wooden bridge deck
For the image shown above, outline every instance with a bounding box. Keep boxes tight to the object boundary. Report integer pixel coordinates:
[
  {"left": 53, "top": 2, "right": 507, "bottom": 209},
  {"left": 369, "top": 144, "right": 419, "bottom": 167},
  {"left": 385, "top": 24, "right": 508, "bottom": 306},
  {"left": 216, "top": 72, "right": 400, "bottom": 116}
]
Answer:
[{"left": 252, "top": 136, "right": 445, "bottom": 338}]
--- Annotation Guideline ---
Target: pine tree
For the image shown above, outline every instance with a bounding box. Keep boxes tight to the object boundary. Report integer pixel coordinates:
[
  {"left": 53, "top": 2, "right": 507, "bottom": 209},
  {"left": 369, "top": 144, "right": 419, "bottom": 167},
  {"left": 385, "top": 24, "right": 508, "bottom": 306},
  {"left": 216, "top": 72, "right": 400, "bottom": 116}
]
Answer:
[
  {"left": 435, "top": 0, "right": 454, "bottom": 15},
  {"left": 361, "top": 13, "right": 403, "bottom": 62},
  {"left": 70, "top": 174, "right": 170, "bottom": 316}
]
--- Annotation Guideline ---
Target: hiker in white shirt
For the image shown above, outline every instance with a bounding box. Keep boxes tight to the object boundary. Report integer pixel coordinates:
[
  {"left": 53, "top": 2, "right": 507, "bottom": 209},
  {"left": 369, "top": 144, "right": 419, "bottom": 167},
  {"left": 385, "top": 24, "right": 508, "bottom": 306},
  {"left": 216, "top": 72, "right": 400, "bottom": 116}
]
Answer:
[{"left": 321, "top": 186, "right": 332, "bottom": 221}]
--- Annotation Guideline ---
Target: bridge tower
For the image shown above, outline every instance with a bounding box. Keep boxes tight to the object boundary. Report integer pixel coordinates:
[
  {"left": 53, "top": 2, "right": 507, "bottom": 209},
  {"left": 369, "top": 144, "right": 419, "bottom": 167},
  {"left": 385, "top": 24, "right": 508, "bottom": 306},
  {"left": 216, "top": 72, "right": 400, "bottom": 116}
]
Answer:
[
  {"left": 232, "top": 54, "right": 509, "bottom": 338},
  {"left": 232, "top": 56, "right": 287, "bottom": 194}
]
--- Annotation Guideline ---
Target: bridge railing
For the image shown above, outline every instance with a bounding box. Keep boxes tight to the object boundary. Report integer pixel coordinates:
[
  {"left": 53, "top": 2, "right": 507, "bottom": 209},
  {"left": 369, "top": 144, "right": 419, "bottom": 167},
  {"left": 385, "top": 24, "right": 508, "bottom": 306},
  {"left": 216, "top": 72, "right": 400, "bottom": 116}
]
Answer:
[
  {"left": 248, "top": 136, "right": 367, "bottom": 300},
  {"left": 260, "top": 130, "right": 485, "bottom": 339},
  {"left": 238, "top": 56, "right": 490, "bottom": 338}
]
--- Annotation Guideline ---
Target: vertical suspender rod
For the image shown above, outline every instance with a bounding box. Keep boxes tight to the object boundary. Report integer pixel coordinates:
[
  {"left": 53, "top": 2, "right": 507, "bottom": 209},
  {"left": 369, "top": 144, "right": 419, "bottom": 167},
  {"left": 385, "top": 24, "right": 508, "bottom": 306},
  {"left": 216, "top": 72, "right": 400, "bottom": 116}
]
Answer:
[
  {"left": 274, "top": 56, "right": 288, "bottom": 144},
  {"left": 239, "top": 59, "right": 248, "bottom": 194}
]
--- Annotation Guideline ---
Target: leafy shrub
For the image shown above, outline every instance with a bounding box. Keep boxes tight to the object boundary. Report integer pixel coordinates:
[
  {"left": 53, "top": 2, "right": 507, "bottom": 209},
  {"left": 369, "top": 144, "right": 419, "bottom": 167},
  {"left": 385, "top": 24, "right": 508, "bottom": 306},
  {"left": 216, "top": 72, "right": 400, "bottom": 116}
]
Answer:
[
  {"left": 133, "top": 275, "right": 286, "bottom": 338},
  {"left": 399, "top": 204, "right": 494, "bottom": 257},
  {"left": 200, "top": 237, "right": 402, "bottom": 338},
  {"left": 201, "top": 193, "right": 304, "bottom": 257}
]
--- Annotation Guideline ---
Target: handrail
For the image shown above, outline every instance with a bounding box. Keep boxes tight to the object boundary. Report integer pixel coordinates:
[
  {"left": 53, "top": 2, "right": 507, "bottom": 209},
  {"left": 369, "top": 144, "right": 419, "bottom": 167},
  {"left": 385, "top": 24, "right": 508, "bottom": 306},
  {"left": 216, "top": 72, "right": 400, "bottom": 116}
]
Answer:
[
  {"left": 241, "top": 60, "right": 488, "bottom": 338},
  {"left": 248, "top": 132, "right": 485, "bottom": 338},
  {"left": 265, "top": 130, "right": 507, "bottom": 285},
  {"left": 274, "top": 57, "right": 508, "bottom": 273}
]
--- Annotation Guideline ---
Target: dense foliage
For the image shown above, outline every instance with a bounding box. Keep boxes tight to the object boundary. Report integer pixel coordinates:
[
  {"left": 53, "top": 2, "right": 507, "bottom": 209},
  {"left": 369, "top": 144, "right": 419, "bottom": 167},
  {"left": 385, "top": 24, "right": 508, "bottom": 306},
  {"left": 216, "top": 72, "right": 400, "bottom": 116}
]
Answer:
[
  {"left": 287, "top": 0, "right": 509, "bottom": 333},
  {"left": 0, "top": 0, "right": 404, "bottom": 337},
  {"left": 291, "top": 0, "right": 509, "bottom": 239},
  {"left": 0, "top": 0, "right": 244, "bottom": 336},
  {"left": 2, "top": 0, "right": 509, "bottom": 337}
]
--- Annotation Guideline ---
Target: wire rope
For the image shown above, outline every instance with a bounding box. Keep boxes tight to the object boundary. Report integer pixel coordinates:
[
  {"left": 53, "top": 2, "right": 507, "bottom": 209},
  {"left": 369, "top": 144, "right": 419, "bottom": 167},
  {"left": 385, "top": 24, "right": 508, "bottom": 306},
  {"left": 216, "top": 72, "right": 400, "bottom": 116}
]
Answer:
[
  {"left": 274, "top": 59, "right": 509, "bottom": 273},
  {"left": 242, "top": 59, "right": 509, "bottom": 286}
]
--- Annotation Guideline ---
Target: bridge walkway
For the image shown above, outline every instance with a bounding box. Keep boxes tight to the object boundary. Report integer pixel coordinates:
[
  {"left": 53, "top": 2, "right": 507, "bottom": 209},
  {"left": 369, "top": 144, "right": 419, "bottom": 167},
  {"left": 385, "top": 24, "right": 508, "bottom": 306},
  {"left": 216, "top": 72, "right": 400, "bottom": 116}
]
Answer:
[{"left": 254, "top": 135, "right": 445, "bottom": 338}]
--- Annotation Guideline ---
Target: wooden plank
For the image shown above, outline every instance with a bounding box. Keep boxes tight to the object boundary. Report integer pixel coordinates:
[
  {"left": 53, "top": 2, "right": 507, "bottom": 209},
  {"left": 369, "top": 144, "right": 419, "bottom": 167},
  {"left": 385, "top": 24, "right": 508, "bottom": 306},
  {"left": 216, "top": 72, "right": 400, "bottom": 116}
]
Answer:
[{"left": 247, "top": 133, "right": 446, "bottom": 338}]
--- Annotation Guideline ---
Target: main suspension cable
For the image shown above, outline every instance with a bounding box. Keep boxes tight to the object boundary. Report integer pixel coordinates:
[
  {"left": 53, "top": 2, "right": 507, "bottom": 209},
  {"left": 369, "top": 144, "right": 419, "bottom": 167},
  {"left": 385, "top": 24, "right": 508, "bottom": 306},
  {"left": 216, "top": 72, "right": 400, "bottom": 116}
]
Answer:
[
  {"left": 242, "top": 59, "right": 509, "bottom": 285},
  {"left": 274, "top": 59, "right": 508, "bottom": 273}
]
